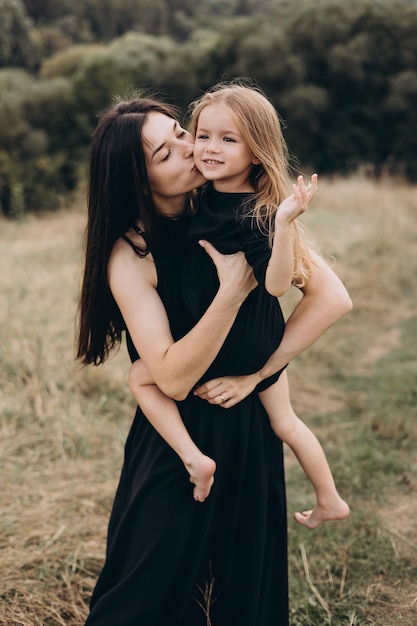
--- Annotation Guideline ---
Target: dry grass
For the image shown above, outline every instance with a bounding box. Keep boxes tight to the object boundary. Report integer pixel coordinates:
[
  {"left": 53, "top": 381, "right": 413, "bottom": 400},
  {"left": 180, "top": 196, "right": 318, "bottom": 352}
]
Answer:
[
  {"left": 0, "top": 209, "right": 134, "bottom": 625},
  {"left": 0, "top": 176, "right": 416, "bottom": 625}
]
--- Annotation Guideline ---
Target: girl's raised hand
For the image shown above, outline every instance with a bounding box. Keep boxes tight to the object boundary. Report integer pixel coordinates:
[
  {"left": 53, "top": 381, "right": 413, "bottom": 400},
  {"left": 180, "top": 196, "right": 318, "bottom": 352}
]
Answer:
[
  {"left": 305, "top": 172, "right": 318, "bottom": 203},
  {"left": 275, "top": 173, "right": 318, "bottom": 226}
]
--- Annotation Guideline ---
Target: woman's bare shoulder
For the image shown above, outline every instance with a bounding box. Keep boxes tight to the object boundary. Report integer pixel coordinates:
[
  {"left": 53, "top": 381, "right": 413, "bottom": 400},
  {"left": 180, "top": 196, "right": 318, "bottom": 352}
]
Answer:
[{"left": 109, "top": 234, "right": 156, "bottom": 288}]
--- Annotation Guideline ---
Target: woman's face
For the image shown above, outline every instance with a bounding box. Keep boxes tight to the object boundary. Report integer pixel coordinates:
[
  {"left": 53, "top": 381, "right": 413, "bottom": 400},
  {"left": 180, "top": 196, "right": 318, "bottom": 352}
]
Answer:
[{"left": 142, "top": 112, "right": 206, "bottom": 215}]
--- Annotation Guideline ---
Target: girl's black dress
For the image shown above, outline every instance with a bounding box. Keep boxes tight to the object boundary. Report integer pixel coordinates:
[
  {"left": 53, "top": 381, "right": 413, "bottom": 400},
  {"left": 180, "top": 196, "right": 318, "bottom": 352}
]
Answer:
[{"left": 84, "top": 191, "right": 289, "bottom": 626}]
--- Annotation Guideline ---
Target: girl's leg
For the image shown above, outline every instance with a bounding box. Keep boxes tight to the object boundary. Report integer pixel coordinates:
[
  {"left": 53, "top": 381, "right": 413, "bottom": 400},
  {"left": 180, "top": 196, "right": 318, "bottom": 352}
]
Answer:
[
  {"left": 129, "top": 359, "right": 216, "bottom": 502},
  {"left": 259, "top": 371, "right": 349, "bottom": 529}
]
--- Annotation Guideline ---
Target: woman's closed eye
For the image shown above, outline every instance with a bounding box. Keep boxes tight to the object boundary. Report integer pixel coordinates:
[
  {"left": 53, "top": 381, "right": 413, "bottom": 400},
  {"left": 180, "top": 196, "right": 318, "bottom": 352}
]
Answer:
[{"left": 161, "top": 130, "right": 190, "bottom": 160}]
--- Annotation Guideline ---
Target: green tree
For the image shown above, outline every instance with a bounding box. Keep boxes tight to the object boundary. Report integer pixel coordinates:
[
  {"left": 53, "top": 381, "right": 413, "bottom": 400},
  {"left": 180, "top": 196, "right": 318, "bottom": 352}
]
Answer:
[
  {"left": 65, "top": 33, "right": 179, "bottom": 145},
  {"left": 22, "top": 0, "right": 73, "bottom": 23},
  {"left": 3, "top": 0, "right": 417, "bottom": 215},
  {"left": 39, "top": 43, "right": 107, "bottom": 79},
  {"left": 0, "top": 69, "right": 74, "bottom": 215},
  {"left": 273, "top": 0, "right": 417, "bottom": 176},
  {"left": 0, "top": 0, "right": 37, "bottom": 68},
  {"left": 383, "top": 69, "right": 417, "bottom": 179}
]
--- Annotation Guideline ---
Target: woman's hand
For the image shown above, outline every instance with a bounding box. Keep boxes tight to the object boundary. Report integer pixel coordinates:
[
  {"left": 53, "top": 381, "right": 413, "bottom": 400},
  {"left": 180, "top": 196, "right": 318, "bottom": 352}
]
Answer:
[
  {"left": 194, "top": 372, "right": 262, "bottom": 408},
  {"left": 199, "top": 240, "right": 257, "bottom": 306}
]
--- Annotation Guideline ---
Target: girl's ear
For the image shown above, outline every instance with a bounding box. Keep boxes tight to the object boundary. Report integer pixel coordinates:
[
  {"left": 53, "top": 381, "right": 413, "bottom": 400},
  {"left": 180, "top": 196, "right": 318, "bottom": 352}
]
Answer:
[{"left": 252, "top": 156, "right": 261, "bottom": 165}]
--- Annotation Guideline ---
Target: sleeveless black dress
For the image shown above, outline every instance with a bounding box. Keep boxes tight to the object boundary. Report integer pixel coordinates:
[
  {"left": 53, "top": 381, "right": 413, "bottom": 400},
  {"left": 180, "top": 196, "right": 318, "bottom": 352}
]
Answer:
[
  {"left": 182, "top": 183, "right": 286, "bottom": 389},
  {"left": 84, "top": 209, "right": 289, "bottom": 626}
]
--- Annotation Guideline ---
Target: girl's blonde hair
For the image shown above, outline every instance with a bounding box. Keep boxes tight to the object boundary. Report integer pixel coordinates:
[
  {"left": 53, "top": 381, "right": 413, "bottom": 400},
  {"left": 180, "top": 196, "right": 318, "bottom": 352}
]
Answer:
[{"left": 189, "top": 80, "right": 314, "bottom": 287}]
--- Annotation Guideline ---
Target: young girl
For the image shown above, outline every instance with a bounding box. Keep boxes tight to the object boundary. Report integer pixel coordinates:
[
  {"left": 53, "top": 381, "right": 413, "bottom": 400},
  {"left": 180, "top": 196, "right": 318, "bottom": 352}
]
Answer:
[{"left": 129, "top": 82, "right": 349, "bottom": 529}]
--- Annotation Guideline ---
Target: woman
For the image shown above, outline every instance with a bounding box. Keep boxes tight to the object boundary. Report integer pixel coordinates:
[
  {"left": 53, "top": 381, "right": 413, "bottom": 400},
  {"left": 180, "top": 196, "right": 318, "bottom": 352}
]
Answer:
[{"left": 77, "top": 95, "right": 352, "bottom": 625}]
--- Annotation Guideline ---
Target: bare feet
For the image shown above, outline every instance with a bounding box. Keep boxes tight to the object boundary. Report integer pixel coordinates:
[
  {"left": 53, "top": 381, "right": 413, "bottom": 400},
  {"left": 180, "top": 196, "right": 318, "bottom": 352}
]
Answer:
[
  {"left": 294, "top": 496, "right": 350, "bottom": 529},
  {"left": 185, "top": 454, "right": 216, "bottom": 502}
]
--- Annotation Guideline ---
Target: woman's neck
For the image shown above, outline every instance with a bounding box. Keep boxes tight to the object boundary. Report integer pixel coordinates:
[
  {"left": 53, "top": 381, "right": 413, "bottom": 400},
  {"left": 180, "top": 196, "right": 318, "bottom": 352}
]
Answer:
[
  {"left": 154, "top": 193, "right": 190, "bottom": 219},
  {"left": 212, "top": 180, "right": 255, "bottom": 194}
]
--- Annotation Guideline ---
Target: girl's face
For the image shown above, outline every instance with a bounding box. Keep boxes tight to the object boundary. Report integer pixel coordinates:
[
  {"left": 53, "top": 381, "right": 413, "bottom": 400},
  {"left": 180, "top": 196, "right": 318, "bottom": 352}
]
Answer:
[
  {"left": 193, "top": 104, "right": 259, "bottom": 193},
  {"left": 142, "top": 112, "right": 206, "bottom": 216}
]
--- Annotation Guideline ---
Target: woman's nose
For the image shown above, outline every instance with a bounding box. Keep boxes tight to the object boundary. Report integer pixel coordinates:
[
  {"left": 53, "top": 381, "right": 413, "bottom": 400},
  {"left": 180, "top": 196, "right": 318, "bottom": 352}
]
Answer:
[
  {"left": 183, "top": 143, "right": 194, "bottom": 158},
  {"left": 182, "top": 133, "right": 195, "bottom": 158}
]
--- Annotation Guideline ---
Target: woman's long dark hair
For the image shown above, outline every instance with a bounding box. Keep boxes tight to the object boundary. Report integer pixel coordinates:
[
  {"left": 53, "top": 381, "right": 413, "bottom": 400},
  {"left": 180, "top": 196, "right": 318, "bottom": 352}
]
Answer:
[{"left": 77, "top": 96, "right": 180, "bottom": 366}]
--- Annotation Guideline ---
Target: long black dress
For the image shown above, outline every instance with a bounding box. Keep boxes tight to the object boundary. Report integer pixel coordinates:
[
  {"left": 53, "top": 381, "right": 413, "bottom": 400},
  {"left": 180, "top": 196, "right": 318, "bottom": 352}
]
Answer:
[{"left": 84, "top": 206, "right": 289, "bottom": 626}]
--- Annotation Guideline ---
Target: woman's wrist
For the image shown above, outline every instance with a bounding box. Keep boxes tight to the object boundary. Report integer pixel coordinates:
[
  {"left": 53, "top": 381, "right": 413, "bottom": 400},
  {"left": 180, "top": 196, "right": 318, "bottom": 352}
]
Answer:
[
  {"left": 216, "top": 284, "right": 248, "bottom": 310},
  {"left": 259, "top": 356, "right": 286, "bottom": 381},
  {"left": 252, "top": 370, "right": 264, "bottom": 386}
]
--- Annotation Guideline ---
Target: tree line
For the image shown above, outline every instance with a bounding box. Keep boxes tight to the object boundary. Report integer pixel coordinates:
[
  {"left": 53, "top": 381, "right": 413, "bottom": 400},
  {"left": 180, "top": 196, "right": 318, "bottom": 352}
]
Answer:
[{"left": 1, "top": 0, "right": 416, "bottom": 215}]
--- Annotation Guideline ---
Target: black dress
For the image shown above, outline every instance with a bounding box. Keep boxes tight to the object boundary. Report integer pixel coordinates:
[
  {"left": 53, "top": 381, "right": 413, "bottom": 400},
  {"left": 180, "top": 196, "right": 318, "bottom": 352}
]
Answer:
[
  {"left": 182, "top": 183, "right": 286, "bottom": 389},
  {"left": 84, "top": 208, "right": 289, "bottom": 626}
]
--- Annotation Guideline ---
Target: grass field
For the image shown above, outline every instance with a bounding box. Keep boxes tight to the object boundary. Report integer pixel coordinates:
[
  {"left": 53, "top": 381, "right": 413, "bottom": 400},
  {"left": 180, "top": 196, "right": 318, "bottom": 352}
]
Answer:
[{"left": 0, "top": 176, "right": 416, "bottom": 625}]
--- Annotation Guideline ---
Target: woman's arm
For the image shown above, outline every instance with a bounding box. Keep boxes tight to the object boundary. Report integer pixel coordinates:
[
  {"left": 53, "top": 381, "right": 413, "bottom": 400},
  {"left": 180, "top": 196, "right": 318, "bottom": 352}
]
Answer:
[
  {"left": 261, "top": 250, "right": 352, "bottom": 377},
  {"left": 194, "top": 251, "right": 352, "bottom": 406},
  {"left": 109, "top": 238, "right": 257, "bottom": 401}
]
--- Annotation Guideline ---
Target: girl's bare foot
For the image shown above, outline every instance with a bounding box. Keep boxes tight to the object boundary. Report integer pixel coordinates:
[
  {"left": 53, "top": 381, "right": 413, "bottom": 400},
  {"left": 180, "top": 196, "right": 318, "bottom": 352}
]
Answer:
[
  {"left": 185, "top": 454, "right": 216, "bottom": 502},
  {"left": 294, "top": 496, "right": 350, "bottom": 529}
]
